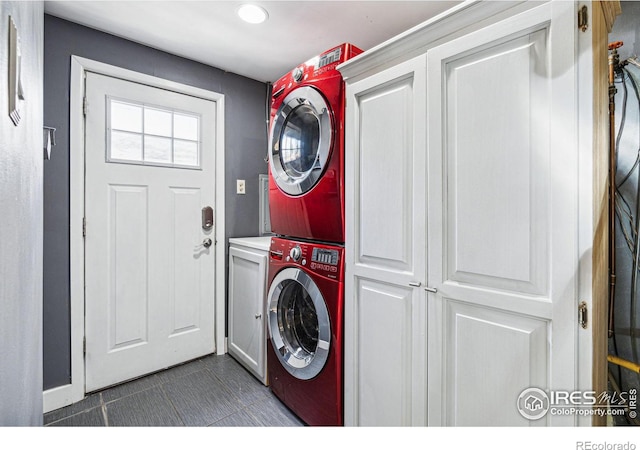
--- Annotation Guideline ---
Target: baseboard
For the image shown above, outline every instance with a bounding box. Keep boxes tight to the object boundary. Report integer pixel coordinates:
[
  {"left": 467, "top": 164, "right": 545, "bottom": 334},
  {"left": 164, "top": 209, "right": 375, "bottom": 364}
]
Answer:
[{"left": 43, "top": 384, "right": 77, "bottom": 413}]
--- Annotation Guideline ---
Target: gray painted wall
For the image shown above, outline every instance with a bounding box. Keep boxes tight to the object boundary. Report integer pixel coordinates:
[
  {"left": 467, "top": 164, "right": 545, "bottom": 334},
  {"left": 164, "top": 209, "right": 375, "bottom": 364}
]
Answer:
[
  {"left": 610, "top": 1, "right": 640, "bottom": 424},
  {"left": 43, "top": 15, "right": 269, "bottom": 390},
  {"left": 0, "top": 1, "right": 44, "bottom": 425}
]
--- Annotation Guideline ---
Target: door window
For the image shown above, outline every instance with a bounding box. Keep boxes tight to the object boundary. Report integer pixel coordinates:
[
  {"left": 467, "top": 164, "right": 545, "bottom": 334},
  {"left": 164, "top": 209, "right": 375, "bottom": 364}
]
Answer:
[
  {"left": 269, "top": 86, "right": 332, "bottom": 195},
  {"left": 280, "top": 105, "right": 321, "bottom": 177},
  {"left": 108, "top": 98, "right": 201, "bottom": 168},
  {"left": 268, "top": 268, "right": 331, "bottom": 380},
  {"left": 278, "top": 280, "right": 320, "bottom": 356}
]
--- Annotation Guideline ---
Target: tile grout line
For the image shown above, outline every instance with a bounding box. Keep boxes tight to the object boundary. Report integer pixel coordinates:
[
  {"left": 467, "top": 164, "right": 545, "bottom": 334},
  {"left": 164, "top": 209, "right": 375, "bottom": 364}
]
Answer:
[
  {"left": 205, "top": 366, "right": 251, "bottom": 409},
  {"left": 203, "top": 363, "right": 284, "bottom": 426},
  {"left": 99, "top": 392, "right": 109, "bottom": 426},
  {"left": 43, "top": 393, "right": 103, "bottom": 426},
  {"left": 242, "top": 401, "right": 269, "bottom": 427},
  {"left": 100, "top": 373, "right": 163, "bottom": 406},
  {"left": 158, "top": 382, "right": 186, "bottom": 426}
]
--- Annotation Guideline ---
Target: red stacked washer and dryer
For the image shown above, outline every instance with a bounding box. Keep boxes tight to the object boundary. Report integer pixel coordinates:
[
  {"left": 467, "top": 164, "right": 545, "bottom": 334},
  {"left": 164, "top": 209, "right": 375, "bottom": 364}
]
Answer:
[{"left": 266, "top": 43, "right": 362, "bottom": 426}]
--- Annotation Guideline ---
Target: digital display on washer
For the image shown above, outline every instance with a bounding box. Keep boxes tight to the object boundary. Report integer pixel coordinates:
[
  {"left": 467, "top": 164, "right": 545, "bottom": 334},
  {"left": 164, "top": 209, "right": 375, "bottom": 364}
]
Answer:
[
  {"left": 317, "top": 48, "right": 342, "bottom": 69},
  {"left": 312, "top": 248, "right": 339, "bottom": 266}
]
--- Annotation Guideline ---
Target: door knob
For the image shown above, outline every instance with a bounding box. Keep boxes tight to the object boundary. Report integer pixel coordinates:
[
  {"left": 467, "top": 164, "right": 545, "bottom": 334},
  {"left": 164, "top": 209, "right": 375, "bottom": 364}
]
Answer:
[{"left": 202, "top": 238, "right": 213, "bottom": 248}]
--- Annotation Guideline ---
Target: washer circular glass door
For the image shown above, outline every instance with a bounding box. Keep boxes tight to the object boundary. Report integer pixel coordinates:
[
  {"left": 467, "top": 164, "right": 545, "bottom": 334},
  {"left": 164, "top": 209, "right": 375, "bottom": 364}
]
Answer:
[
  {"left": 269, "top": 86, "right": 333, "bottom": 196},
  {"left": 268, "top": 267, "right": 331, "bottom": 380}
]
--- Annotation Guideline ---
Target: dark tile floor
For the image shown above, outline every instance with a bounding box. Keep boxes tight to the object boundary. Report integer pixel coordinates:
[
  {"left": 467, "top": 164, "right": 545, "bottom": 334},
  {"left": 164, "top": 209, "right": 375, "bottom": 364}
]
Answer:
[{"left": 44, "top": 354, "right": 305, "bottom": 427}]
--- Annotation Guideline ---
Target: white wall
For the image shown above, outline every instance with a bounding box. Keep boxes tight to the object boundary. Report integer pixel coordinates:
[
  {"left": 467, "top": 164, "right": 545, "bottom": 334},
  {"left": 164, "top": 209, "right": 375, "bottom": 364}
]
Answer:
[{"left": 0, "top": 0, "right": 44, "bottom": 425}]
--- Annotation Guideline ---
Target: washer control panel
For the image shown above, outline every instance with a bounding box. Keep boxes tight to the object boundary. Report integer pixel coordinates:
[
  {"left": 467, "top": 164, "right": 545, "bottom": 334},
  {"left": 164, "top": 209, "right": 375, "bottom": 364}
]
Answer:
[
  {"left": 311, "top": 248, "right": 339, "bottom": 265},
  {"left": 289, "top": 246, "right": 302, "bottom": 261},
  {"left": 269, "top": 238, "right": 344, "bottom": 279},
  {"left": 292, "top": 67, "right": 304, "bottom": 82}
]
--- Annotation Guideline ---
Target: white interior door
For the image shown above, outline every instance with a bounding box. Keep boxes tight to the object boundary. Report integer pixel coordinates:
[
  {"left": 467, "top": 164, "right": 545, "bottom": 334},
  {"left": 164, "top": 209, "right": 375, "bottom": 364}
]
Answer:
[
  {"left": 426, "top": 2, "right": 577, "bottom": 426},
  {"left": 84, "top": 71, "right": 217, "bottom": 392}
]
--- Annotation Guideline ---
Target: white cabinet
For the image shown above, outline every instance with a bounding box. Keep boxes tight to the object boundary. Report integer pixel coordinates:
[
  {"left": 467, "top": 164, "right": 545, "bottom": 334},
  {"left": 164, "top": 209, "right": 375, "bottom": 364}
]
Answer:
[
  {"left": 228, "top": 237, "right": 271, "bottom": 385},
  {"left": 340, "top": 1, "right": 610, "bottom": 426}
]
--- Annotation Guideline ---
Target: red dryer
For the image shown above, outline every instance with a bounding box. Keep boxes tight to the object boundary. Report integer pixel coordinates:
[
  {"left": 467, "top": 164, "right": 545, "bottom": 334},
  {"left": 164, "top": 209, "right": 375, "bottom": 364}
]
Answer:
[
  {"left": 268, "top": 43, "right": 362, "bottom": 244},
  {"left": 266, "top": 237, "right": 345, "bottom": 426}
]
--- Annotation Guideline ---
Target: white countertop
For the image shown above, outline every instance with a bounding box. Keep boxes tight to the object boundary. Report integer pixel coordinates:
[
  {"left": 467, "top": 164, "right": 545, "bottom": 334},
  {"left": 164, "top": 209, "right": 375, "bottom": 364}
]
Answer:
[{"left": 228, "top": 236, "right": 272, "bottom": 252}]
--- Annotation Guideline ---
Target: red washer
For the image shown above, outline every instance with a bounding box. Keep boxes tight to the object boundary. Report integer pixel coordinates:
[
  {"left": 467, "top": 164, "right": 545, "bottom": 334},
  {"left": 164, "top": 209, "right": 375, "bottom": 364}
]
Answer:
[
  {"left": 266, "top": 237, "right": 345, "bottom": 426},
  {"left": 268, "top": 43, "right": 362, "bottom": 244}
]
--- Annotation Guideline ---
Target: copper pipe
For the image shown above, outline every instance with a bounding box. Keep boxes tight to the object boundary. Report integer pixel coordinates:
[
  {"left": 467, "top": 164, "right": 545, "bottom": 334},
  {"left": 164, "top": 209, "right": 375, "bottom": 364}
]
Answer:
[{"left": 608, "top": 42, "right": 623, "bottom": 338}]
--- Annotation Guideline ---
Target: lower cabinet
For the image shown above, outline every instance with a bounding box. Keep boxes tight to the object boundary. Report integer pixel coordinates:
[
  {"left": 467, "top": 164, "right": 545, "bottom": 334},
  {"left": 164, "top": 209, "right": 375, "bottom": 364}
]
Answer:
[{"left": 227, "top": 237, "right": 271, "bottom": 385}]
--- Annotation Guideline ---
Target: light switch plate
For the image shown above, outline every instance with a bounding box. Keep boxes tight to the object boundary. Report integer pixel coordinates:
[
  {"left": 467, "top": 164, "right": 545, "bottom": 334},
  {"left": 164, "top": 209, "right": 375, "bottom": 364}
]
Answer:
[{"left": 237, "top": 179, "right": 246, "bottom": 194}]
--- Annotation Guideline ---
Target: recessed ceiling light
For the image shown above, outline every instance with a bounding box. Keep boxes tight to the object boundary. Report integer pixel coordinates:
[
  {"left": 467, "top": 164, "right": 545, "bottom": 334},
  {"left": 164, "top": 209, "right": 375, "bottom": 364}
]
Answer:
[{"left": 237, "top": 4, "right": 269, "bottom": 24}]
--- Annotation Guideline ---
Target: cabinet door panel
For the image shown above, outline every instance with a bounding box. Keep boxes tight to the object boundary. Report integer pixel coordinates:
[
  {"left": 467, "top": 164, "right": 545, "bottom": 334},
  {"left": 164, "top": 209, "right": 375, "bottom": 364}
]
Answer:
[
  {"left": 444, "top": 29, "right": 548, "bottom": 295},
  {"left": 443, "top": 300, "right": 547, "bottom": 426},
  {"left": 354, "top": 279, "right": 414, "bottom": 426},
  {"left": 358, "top": 78, "right": 415, "bottom": 271},
  {"left": 427, "top": 2, "right": 577, "bottom": 426},
  {"left": 348, "top": 57, "right": 426, "bottom": 282}
]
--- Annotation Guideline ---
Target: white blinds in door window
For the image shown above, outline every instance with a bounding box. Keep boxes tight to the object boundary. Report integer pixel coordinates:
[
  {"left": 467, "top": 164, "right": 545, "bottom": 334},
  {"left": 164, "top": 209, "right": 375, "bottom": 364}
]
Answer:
[{"left": 108, "top": 98, "right": 201, "bottom": 168}]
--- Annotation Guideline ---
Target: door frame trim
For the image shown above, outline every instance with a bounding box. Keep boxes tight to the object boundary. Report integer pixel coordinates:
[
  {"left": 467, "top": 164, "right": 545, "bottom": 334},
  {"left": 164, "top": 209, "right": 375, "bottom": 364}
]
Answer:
[{"left": 65, "top": 56, "right": 226, "bottom": 408}]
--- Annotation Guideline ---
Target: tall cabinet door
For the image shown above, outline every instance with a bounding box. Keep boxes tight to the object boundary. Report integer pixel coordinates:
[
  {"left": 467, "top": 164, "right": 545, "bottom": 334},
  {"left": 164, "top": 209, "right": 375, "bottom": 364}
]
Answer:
[
  {"left": 426, "top": 2, "right": 577, "bottom": 426},
  {"left": 344, "top": 56, "right": 427, "bottom": 426}
]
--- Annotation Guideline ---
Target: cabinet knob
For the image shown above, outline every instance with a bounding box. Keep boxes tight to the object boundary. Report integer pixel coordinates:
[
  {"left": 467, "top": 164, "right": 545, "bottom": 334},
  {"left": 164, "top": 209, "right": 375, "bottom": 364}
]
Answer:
[{"left": 255, "top": 313, "right": 262, "bottom": 319}]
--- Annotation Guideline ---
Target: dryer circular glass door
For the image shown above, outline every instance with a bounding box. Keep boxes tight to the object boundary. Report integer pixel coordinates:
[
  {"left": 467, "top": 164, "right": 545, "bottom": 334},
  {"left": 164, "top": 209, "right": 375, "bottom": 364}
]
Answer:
[
  {"left": 269, "top": 86, "right": 333, "bottom": 196},
  {"left": 267, "top": 267, "right": 331, "bottom": 380}
]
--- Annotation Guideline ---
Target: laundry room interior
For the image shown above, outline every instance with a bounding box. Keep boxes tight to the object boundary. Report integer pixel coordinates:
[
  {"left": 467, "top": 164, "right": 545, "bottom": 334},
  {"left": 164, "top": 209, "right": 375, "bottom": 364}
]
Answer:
[{"left": 2, "top": 0, "right": 640, "bottom": 442}]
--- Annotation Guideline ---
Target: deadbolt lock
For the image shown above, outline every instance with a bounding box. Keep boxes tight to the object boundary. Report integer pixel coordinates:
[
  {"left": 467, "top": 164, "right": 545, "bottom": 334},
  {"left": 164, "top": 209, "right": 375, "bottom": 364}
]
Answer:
[{"left": 202, "top": 206, "right": 214, "bottom": 230}]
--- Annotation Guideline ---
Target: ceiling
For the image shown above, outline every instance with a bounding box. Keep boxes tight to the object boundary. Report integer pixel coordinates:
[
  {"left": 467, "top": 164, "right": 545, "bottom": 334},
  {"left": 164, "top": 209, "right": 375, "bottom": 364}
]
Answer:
[{"left": 44, "top": 1, "right": 461, "bottom": 83}]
